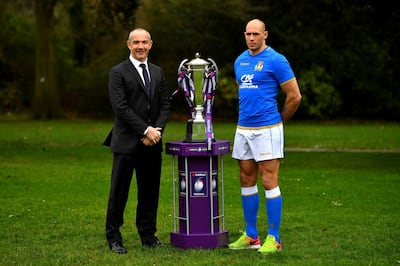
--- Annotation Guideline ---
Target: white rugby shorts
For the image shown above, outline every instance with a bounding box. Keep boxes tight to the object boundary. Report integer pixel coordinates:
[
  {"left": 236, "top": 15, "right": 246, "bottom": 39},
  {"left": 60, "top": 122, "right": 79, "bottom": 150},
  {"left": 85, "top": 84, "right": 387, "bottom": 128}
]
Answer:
[{"left": 232, "top": 123, "right": 284, "bottom": 162}]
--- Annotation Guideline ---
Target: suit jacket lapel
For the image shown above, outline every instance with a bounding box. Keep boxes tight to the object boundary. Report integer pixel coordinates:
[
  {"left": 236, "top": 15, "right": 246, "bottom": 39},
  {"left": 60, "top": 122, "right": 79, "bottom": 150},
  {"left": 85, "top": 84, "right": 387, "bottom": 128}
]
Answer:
[{"left": 124, "top": 59, "right": 150, "bottom": 98}]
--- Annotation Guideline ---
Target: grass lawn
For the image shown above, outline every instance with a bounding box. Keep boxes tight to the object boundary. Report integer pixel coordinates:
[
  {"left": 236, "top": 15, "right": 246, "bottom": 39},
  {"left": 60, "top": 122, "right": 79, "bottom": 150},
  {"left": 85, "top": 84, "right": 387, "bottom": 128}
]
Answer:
[{"left": 0, "top": 119, "right": 399, "bottom": 265}]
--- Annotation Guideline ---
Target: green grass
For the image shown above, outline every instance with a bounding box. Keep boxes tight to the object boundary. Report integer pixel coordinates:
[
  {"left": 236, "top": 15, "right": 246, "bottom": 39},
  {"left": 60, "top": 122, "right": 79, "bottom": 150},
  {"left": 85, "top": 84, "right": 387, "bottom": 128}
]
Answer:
[{"left": 0, "top": 120, "right": 399, "bottom": 265}]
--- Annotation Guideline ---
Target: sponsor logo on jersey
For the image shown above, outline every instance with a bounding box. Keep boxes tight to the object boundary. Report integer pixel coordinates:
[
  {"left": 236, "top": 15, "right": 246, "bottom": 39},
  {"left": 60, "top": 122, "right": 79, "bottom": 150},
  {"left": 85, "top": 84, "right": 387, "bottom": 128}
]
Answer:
[{"left": 239, "top": 74, "right": 258, "bottom": 89}]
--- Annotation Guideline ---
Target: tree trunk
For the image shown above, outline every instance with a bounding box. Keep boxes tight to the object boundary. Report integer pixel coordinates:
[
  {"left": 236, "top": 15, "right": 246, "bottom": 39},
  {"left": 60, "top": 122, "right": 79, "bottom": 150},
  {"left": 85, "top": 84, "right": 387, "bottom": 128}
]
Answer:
[{"left": 33, "top": 0, "right": 62, "bottom": 119}]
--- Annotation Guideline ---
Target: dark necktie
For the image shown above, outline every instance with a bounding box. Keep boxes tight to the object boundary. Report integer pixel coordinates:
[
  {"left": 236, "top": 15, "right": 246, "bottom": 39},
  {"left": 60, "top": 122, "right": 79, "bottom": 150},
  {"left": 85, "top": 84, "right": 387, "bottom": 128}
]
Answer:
[{"left": 140, "top": 63, "right": 151, "bottom": 97}]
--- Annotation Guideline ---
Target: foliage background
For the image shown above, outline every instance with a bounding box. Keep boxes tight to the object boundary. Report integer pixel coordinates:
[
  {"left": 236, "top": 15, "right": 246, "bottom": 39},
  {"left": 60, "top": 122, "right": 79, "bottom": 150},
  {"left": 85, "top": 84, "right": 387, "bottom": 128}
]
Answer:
[{"left": 0, "top": 0, "right": 399, "bottom": 120}]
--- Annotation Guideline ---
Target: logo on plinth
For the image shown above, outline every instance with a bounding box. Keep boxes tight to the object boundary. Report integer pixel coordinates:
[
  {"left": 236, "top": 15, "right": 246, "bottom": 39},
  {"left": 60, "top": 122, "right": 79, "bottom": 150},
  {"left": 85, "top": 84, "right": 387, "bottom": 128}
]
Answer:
[{"left": 190, "top": 172, "right": 208, "bottom": 197}]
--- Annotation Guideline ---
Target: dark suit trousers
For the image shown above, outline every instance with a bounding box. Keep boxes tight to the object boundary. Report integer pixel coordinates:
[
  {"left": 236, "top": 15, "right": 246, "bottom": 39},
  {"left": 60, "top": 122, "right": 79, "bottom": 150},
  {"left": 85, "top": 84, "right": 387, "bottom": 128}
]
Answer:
[{"left": 106, "top": 144, "right": 162, "bottom": 244}]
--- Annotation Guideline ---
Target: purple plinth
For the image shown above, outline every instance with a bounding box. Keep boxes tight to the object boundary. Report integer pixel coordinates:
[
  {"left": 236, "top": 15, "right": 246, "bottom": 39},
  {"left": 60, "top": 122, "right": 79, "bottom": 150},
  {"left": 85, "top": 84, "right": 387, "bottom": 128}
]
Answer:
[
  {"left": 166, "top": 140, "right": 230, "bottom": 249},
  {"left": 170, "top": 231, "right": 229, "bottom": 249},
  {"left": 166, "top": 140, "right": 230, "bottom": 157}
]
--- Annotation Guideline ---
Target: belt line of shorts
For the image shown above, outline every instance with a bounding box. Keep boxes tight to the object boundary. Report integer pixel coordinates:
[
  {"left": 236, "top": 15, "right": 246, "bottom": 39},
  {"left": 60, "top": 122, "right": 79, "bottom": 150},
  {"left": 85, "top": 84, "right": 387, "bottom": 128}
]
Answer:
[{"left": 236, "top": 122, "right": 282, "bottom": 130}]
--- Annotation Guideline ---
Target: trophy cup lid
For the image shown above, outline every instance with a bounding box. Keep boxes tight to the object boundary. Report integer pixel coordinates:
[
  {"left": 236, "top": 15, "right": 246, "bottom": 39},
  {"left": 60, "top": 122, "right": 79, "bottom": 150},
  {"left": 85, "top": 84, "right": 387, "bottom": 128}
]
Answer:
[{"left": 188, "top": 52, "right": 208, "bottom": 67}]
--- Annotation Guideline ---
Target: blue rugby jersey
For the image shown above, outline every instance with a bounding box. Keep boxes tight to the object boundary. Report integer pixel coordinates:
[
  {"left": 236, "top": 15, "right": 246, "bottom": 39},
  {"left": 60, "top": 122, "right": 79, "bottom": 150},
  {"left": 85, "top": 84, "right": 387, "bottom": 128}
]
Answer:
[{"left": 234, "top": 46, "right": 296, "bottom": 127}]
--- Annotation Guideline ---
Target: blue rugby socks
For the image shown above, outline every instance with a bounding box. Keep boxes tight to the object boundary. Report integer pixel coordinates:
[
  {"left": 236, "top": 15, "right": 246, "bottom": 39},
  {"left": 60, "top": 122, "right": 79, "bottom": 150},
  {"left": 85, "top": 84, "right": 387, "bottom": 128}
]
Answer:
[
  {"left": 265, "top": 186, "right": 282, "bottom": 243},
  {"left": 241, "top": 185, "right": 259, "bottom": 239}
]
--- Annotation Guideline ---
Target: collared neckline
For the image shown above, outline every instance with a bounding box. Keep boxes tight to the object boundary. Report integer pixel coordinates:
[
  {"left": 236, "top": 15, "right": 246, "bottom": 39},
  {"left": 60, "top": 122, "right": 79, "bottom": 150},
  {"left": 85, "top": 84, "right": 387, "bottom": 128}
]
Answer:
[{"left": 129, "top": 55, "right": 148, "bottom": 69}]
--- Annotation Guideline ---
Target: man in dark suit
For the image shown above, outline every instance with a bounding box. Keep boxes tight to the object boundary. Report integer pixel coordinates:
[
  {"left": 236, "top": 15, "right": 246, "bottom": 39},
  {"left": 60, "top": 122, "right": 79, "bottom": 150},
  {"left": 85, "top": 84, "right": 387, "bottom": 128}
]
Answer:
[{"left": 103, "top": 28, "right": 170, "bottom": 254}]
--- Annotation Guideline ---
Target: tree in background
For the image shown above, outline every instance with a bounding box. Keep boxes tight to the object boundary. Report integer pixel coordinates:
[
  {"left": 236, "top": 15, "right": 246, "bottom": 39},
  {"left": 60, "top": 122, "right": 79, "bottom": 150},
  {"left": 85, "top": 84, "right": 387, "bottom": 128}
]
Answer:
[
  {"left": 134, "top": 0, "right": 249, "bottom": 117},
  {"left": 0, "top": 0, "right": 398, "bottom": 120},
  {"left": 34, "top": 0, "right": 138, "bottom": 118},
  {"left": 261, "top": 0, "right": 400, "bottom": 119},
  {"left": 33, "top": 0, "right": 61, "bottom": 119},
  {"left": 0, "top": 1, "right": 35, "bottom": 114},
  {"left": 58, "top": 0, "right": 139, "bottom": 117}
]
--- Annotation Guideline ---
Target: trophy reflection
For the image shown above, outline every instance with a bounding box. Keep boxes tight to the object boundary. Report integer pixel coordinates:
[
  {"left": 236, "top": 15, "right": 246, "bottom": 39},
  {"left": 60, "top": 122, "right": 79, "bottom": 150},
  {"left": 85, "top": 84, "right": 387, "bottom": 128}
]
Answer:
[{"left": 177, "top": 53, "right": 218, "bottom": 150}]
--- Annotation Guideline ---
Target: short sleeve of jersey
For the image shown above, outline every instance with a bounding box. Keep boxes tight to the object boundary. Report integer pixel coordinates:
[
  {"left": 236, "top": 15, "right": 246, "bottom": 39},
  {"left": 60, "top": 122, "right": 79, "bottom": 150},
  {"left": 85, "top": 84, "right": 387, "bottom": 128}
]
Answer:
[{"left": 270, "top": 53, "right": 295, "bottom": 85}]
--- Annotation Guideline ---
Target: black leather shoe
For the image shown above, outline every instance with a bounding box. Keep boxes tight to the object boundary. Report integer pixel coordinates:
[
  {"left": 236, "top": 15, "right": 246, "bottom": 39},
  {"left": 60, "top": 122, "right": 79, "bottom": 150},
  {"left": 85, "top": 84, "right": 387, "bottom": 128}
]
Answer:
[
  {"left": 142, "top": 236, "right": 162, "bottom": 248},
  {"left": 109, "top": 241, "right": 127, "bottom": 254}
]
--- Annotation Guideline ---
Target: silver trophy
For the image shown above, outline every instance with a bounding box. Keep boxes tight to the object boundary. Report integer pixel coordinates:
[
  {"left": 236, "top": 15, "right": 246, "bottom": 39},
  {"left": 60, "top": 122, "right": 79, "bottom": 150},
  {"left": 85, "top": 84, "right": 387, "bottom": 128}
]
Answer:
[{"left": 177, "top": 53, "right": 218, "bottom": 150}]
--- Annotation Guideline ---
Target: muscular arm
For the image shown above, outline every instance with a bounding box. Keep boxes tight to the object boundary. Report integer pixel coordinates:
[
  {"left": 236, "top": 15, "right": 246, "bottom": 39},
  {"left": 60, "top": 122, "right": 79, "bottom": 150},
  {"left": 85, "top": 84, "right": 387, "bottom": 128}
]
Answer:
[{"left": 280, "top": 79, "right": 302, "bottom": 123}]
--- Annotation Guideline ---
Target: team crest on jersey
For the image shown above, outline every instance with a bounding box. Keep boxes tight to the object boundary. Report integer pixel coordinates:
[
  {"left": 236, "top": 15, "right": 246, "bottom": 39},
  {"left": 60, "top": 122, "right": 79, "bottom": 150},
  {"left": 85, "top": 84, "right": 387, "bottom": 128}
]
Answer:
[{"left": 254, "top": 61, "right": 264, "bottom": 71}]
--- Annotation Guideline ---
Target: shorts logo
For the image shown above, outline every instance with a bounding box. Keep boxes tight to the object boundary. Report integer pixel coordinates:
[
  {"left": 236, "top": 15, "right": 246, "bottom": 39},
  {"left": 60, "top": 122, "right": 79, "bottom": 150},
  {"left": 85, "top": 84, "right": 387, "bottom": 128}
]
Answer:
[{"left": 254, "top": 61, "right": 264, "bottom": 71}]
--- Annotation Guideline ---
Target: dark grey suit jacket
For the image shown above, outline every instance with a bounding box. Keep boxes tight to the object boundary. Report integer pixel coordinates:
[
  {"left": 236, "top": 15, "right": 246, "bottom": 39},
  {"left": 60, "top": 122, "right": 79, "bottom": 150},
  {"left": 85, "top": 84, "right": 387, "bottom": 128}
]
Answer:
[{"left": 103, "top": 59, "right": 170, "bottom": 153}]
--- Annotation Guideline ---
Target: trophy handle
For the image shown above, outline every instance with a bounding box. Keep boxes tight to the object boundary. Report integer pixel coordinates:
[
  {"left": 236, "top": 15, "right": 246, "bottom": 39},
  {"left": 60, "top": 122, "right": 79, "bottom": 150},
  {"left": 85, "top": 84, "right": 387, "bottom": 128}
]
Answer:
[
  {"left": 207, "top": 58, "right": 218, "bottom": 82},
  {"left": 178, "top": 59, "right": 189, "bottom": 72}
]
